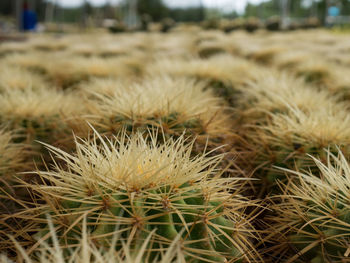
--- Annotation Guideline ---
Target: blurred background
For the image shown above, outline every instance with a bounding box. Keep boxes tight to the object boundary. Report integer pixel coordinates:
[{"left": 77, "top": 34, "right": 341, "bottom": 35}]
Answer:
[{"left": 0, "top": 0, "right": 349, "bottom": 34}]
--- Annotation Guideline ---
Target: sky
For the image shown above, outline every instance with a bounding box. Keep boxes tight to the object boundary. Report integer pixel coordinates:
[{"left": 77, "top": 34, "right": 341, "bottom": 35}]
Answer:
[{"left": 53, "top": 0, "right": 265, "bottom": 14}]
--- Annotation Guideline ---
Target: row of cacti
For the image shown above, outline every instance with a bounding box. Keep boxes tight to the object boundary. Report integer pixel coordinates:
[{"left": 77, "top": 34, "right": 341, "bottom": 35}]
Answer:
[
  {"left": 3, "top": 133, "right": 349, "bottom": 262},
  {"left": 0, "top": 31, "right": 251, "bottom": 263},
  {"left": 228, "top": 28, "right": 350, "bottom": 261},
  {"left": 202, "top": 17, "right": 320, "bottom": 33},
  {"left": 1, "top": 29, "right": 350, "bottom": 262}
]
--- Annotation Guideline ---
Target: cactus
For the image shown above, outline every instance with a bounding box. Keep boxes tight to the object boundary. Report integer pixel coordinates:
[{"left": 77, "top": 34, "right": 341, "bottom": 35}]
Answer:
[
  {"left": 0, "top": 129, "right": 25, "bottom": 177},
  {"left": 0, "top": 42, "right": 27, "bottom": 57},
  {"left": 266, "top": 148, "right": 350, "bottom": 262},
  {"left": 295, "top": 61, "right": 331, "bottom": 86},
  {"left": 219, "top": 19, "right": 244, "bottom": 33},
  {"left": 147, "top": 56, "right": 263, "bottom": 106},
  {"left": 87, "top": 76, "right": 230, "bottom": 152},
  {"left": 248, "top": 47, "right": 285, "bottom": 65},
  {"left": 0, "top": 88, "right": 84, "bottom": 214},
  {"left": 4, "top": 53, "right": 144, "bottom": 90},
  {"left": 0, "top": 128, "right": 29, "bottom": 238},
  {"left": 244, "top": 18, "right": 261, "bottom": 33},
  {"left": 4, "top": 53, "right": 48, "bottom": 75},
  {"left": 160, "top": 18, "right": 175, "bottom": 33},
  {"left": 108, "top": 22, "right": 127, "bottom": 34},
  {"left": 3, "top": 216, "right": 183, "bottom": 263},
  {"left": 46, "top": 56, "right": 144, "bottom": 89},
  {"left": 98, "top": 44, "right": 128, "bottom": 58},
  {"left": 236, "top": 70, "right": 350, "bottom": 188},
  {"left": 6, "top": 129, "right": 260, "bottom": 262},
  {"left": 30, "top": 38, "right": 67, "bottom": 52},
  {"left": 274, "top": 51, "right": 310, "bottom": 71},
  {"left": 0, "top": 66, "right": 47, "bottom": 92},
  {"left": 201, "top": 19, "right": 220, "bottom": 30},
  {"left": 300, "top": 17, "right": 320, "bottom": 30},
  {"left": 197, "top": 42, "right": 227, "bottom": 59},
  {"left": 78, "top": 78, "right": 132, "bottom": 98},
  {"left": 244, "top": 103, "right": 350, "bottom": 189},
  {"left": 238, "top": 72, "right": 339, "bottom": 121},
  {"left": 265, "top": 17, "right": 281, "bottom": 31},
  {"left": 0, "top": 129, "right": 26, "bottom": 199},
  {"left": 0, "top": 88, "right": 85, "bottom": 157}
]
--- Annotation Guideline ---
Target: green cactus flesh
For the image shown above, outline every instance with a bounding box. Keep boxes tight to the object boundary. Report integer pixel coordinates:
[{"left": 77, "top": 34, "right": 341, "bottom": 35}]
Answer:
[
  {"left": 263, "top": 142, "right": 347, "bottom": 184},
  {"left": 0, "top": 115, "right": 68, "bottom": 146},
  {"left": 283, "top": 195, "right": 350, "bottom": 261},
  {"left": 38, "top": 186, "right": 245, "bottom": 262},
  {"left": 106, "top": 112, "right": 205, "bottom": 137}
]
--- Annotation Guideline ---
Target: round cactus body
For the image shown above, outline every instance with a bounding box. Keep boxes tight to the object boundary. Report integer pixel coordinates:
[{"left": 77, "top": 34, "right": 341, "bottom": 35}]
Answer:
[
  {"left": 267, "top": 149, "right": 350, "bottom": 262},
  {"left": 10, "top": 129, "right": 259, "bottom": 262}
]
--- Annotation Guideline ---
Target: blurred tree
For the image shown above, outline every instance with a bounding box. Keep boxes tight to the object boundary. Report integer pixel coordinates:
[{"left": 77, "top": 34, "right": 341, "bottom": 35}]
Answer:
[
  {"left": 81, "top": 0, "right": 93, "bottom": 27},
  {"left": 0, "top": 0, "right": 12, "bottom": 15},
  {"left": 223, "top": 10, "right": 239, "bottom": 19},
  {"left": 245, "top": 0, "right": 280, "bottom": 18},
  {"left": 36, "top": 1, "right": 47, "bottom": 21},
  {"left": 134, "top": 0, "right": 206, "bottom": 23},
  {"left": 103, "top": 0, "right": 115, "bottom": 19},
  {"left": 316, "top": 0, "right": 327, "bottom": 24},
  {"left": 59, "top": 7, "right": 82, "bottom": 23},
  {"left": 244, "top": 3, "right": 258, "bottom": 17},
  {"left": 206, "top": 8, "right": 222, "bottom": 19},
  {"left": 243, "top": 0, "right": 345, "bottom": 24},
  {"left": 136, "top": 0, "right": 168, "bottom": 22},
  {"left": 342, "top": 0, "right": 350, "bottom": 13},
  {"left": 83, "top": 0, "right": 93, "bottom": 16},
  {"left": 169, "top": 7, "right": 206, "bottom": 22},
  {"left": 291, "top": 0, "right": 303, "bottom": 15}
]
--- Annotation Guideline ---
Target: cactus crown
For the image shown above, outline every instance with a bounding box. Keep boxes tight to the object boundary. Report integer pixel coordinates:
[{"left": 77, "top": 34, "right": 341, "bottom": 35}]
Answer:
[{"left": 42, "top": 129, "right": 222, "bottom": 192}]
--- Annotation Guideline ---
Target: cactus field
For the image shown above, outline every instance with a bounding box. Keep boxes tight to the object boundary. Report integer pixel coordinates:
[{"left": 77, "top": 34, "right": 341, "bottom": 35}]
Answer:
[{"left": 1, "top": 28, "right": 350, "bottom": 262}]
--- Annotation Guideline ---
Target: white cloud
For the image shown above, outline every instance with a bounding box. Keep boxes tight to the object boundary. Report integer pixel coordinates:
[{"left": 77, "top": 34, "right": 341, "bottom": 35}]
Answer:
[
  {"left": 165, "top": 0, "right": 265, "bottom": 13},
  {"left": 54, "top": 0, "right": 264, "bottom": 13},
  {"left": 55, "top": 0, "right": 121, "bottom": 7},
  {"left": 55, "top": 0, "right": 83, "bottom": 7}
]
